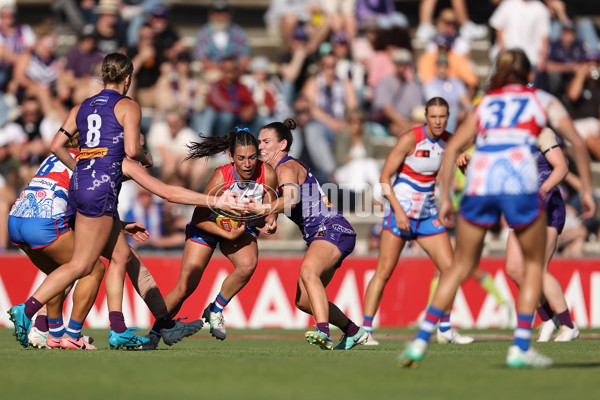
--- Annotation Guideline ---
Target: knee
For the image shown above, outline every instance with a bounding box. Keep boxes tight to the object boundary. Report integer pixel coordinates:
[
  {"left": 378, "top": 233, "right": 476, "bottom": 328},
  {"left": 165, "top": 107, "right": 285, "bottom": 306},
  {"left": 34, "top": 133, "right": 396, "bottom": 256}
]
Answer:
[
  {"left": 236, "top": 259, "right": 258, "bottom": 281},
  {"left": 298, "top": 266, "right": 320, "bottom": 286},
  {"left": 505, "top": 265, "right": 522, "bottom": 284}
]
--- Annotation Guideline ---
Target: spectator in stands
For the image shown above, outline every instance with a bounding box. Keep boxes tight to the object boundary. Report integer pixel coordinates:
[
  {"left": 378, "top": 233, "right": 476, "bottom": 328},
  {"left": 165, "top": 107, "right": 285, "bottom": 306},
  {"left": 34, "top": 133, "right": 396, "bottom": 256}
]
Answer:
[
  {"left": 565, "top": 52, "right": 600, "bottom": 161},
  {"left": 320, "top": 0, "right": 357, "bottom": 39},
  {"left": 58, "top": 24, "right": 104, "bottom": 105},
  {"left": 489, "top": 0, "right": 551, "bottom": 85},
  {"left": 148, "top": 3, "right": 183, "bottom": 68},
  {"left": 424, "top": 8, "right": 471, "bottom": 57},
  {"left": 265, "top": 0, "right": 309, "bottom": 50},
  {"left": 278, "top": 25, "right": 319, "bottom": 107},
  {"left": 92, "top": 0, "right": 127, "bottom": 55},
  {"left": 1, "top": 96, "right": 58, "bottom": 178},
  {"left": 193, "top": 0, "right": 251, "bottom": 82},
  {"left": 355, "top": 0, "right": 408, "bottom": 31},
  {"left": 146, "top": 108, "right": 209, "bottom": 191},
  {"left": 8, "top": 33, "right": 63, "bottom": 119},
  {"left": 329, "top": 31, "right": 367, "bottom": 107},
  {"left": 371, "top": 48, "right": 424, "bottom": 137},
  {"left": 128, "top": 23, "right": 161, "bottom": 110},
  {"left": 289, "top": 95, "right": 337, "bottom": 184},
  {"left": 154, "top": 50, "right": 206, "bottom": 134},
  {"left": 545, "top": 22, "right": 586, "bottom": 97},
  {"left": 415, "top": 0, "right": 488, "bottom": 42},
  {"left": 121, "top": 0, "right": 164, "bottom": 47},
  {"left": 301, "top": 53, "right": 358, "bottom": 144},
  {"left": 333, "top": 108, "right": 382, "bottom": 211},
  {"left": 124, "top": 187, "right": 186, "bottom": 250},
  {"left": 365, "top": 24, "right": 412, "bottom": 91},
  {"left": 198, "top": 57, "right": 259, "bottom": 137},
  {"left": 417, "top": 32, "right": 479, "bottom": 92},
  {"left": 423, "top": 52, "right": 471, "bottom": 133},
  {"left": 544, "top": 0, "right": 599, "bottom": 56},
  {"left": 240, "top": 55, "right": 289, "bottom": 127},
  {"left": 0, "top": 4, "right": 36, "bottom": 91}
]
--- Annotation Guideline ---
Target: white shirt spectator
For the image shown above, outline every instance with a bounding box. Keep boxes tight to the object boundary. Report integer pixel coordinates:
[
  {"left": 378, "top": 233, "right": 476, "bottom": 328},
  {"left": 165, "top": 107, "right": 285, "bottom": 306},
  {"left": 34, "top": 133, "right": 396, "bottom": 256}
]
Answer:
[{"left": 489, "top": 0, "right": 551, "bottom": 66}]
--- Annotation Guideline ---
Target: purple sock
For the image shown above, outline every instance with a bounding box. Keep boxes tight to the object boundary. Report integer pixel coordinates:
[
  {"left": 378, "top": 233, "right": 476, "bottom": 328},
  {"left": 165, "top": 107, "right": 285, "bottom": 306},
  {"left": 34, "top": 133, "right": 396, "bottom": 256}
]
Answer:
[
  {"left": 343, "top": 320, "right": 360, "bottom": 337},
  {"left": 536, "top": 301, "right": 554, "bottom": 322},
  {"left": 316, "top": 322, "right": 329, "bottom": 336},
  {"left": 24, "top": 297, "right": 43, "bottom": 320},
  {"left": 34, "top": 314, "right": 48, "bottom": 332},
  {"left": 108, "top": 311, "right": 127, "bottom": 334},
  {"left": 556, "top": 310, "right": 574, "bottom": 329},
  {"left": 154, "top": 316, "right": 175, "bottom": 331}
]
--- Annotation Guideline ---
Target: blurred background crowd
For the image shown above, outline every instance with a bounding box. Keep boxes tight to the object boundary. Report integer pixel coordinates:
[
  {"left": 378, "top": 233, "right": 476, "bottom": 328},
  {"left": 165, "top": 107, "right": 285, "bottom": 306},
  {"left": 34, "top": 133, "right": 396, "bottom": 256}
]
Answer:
[{"left": 1, "top": 0, "right": 600, "bottom": 256}]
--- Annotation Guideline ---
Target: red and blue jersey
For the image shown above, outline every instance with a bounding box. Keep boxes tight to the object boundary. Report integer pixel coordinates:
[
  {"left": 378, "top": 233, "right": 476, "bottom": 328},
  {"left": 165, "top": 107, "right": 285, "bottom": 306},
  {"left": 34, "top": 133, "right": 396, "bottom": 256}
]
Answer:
[
  {"left": 10, "top": 150, "right": 77, "bottom": 219},
  {"left": 466, "top": 84, "right": 553, "bottom": 197},
  {"left": 392, "top": 125, "right": 449, "bottom": 219}
]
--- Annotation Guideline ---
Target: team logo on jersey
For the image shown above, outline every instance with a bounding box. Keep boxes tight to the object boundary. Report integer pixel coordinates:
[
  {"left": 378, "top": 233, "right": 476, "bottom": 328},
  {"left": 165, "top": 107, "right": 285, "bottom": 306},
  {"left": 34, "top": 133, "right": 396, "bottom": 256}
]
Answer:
[
  {"left": 90, "top": 96, "right": 109, "bottom": 106},
  {"left": 432, "top": 218, "right": 441, "bottom": 227},
  {"left": 415, "top": 150, "right": 430, "bottom": 158},
  {"left": 412, "top": 193, "right": 424, "bottom": 202}
]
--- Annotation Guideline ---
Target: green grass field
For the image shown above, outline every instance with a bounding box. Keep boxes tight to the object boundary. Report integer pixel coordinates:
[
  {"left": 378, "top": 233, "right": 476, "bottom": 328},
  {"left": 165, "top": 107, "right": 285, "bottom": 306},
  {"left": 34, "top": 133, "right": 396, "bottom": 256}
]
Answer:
[{"left": 1, "top": 327, "right": 599, "bottom": 400}]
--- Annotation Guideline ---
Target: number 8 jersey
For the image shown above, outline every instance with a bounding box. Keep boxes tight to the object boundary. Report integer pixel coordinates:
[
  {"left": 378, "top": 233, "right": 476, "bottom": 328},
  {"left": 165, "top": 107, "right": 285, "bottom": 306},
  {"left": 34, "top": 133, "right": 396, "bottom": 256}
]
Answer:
[
  {"left": 467, "top": 84, "right": 553, "bottom": 197},
  {"left": 73, "top": 89, "right": 128, "bottom": 194}
]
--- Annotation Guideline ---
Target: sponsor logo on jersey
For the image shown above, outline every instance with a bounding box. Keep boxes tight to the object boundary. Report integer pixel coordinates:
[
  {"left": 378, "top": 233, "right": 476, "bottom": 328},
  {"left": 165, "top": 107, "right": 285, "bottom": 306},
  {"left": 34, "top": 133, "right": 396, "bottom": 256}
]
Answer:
[
  {"left": 79, "top": 148, "right": 108, "bottom": 159},
  {"left": 415, "top": 150, "right": 430, "bottom": 158},
  {"left": 90, "top": 96, "right": 109, "bottom": 106}
]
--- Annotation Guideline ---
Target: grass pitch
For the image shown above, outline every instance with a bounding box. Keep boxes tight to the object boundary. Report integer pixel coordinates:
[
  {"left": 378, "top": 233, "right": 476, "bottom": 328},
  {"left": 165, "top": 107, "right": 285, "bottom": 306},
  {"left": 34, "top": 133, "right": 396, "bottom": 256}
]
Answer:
[{"left": 1, "top": 328, "right": 599, "bottom": 400}]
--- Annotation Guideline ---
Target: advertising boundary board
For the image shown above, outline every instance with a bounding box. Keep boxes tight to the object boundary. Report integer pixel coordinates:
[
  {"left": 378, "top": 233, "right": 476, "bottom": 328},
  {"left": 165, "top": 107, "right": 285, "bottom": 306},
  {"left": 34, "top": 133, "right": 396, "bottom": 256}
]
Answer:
[{"left": 1, "top": 255, "right": 599, "bottom": 329}]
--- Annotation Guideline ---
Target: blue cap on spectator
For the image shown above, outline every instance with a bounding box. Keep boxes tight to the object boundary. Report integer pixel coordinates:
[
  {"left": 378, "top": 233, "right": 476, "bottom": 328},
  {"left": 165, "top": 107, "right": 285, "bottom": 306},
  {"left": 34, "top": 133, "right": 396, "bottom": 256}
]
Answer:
[
  {"left": 293, "top": 25, "right": 309, "bottom": 41},
  {"left": 151, "top": 4, "right": 169, "bottom": 18},
  {"left": 331, "top": 31, "right": 349, "bottom": 45},
  {"left": 211, "top": 0, "right": 230, "bottom": 12},
  {"left": 433, "top": 33, "right": 454, "bottom": 48}
]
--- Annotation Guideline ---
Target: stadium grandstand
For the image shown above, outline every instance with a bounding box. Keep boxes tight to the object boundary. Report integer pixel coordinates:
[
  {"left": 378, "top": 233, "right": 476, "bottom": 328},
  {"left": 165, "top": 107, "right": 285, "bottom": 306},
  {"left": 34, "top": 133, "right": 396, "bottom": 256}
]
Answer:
[{"left": 2, "top": 0, "right": 600, "bottom": 258}]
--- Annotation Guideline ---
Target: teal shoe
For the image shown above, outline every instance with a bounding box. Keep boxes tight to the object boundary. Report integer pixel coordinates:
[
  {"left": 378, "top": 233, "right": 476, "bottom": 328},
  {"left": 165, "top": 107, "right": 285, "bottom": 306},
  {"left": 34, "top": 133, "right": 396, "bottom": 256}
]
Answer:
[
  {"left": 108, "top": 328, "right": 150, "bottom": 349},
  {"left": 8, "top": 304, "right": 32, "bottom": 348},
  {"left": 506, "top": 345, "right": 553, "bottom": 368},
  {"left": 305, "top": 329, "right": 334, "bottom": 350},
  {"left": 334, "top": 328, "right": 369, "bottom": 350},
  {"left": 397, "top": 339, "right": 428, "bottom": 368}
]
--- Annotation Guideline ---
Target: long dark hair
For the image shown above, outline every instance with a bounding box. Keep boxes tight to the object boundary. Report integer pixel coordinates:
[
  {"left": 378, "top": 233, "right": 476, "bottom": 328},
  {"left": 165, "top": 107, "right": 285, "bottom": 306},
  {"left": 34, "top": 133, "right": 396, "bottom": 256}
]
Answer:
[
  {"left": 261, "top": 118, "right": 296, "bottom": 152},
  {"left": 186, "top": 127, "right": 259, "bottom": 160}
]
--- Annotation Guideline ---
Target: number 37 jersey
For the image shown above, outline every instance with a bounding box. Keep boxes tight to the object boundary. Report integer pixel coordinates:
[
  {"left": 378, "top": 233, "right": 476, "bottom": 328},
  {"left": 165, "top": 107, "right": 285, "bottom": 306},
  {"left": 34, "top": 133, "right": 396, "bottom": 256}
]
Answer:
[
  {"left": 467, "top": 84, "right": 553, "bottom": 197},
  {"left": 73, "top": 89, "right": 128, "bottom": 193}
]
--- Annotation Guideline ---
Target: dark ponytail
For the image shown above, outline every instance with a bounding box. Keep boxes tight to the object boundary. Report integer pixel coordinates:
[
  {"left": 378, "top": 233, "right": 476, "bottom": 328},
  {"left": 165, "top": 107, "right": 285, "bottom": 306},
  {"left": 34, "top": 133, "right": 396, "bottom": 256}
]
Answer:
[
  {"left": 186, "top": 127, "right": 259, "bottom": 160},
  {"left": 261, "top": 118, "right": 296, "bottom": 151}
]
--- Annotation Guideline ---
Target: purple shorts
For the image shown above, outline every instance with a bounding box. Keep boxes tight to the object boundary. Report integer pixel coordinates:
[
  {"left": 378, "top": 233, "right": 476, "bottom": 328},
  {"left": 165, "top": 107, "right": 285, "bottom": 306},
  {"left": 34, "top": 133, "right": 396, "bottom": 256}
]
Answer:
[
  {"left": 545, "top": 190, "right": 566, "bottom": 233},
  {"left": 68, "top": 188, "right": 119, "bottom": 218},
  {"left": 306, "top": 218, "right": 356, "bottom": 264}
]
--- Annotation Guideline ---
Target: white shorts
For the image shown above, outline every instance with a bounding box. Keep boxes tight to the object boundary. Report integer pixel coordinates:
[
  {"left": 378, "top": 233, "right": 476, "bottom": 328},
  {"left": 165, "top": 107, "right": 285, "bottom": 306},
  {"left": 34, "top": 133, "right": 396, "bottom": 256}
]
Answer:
[
  {"left": 573, "top": 117, "right": 600, "bottom": 140},
  {"left": 321, "top": 0, "right": 356, "bottom": 15}
]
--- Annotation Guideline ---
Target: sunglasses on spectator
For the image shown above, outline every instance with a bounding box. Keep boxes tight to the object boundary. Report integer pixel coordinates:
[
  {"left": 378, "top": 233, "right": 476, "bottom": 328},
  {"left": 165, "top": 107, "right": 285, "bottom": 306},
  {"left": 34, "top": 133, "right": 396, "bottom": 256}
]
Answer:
[{"left": 295, "top": 108, "right": 309, "bottom": 114}]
